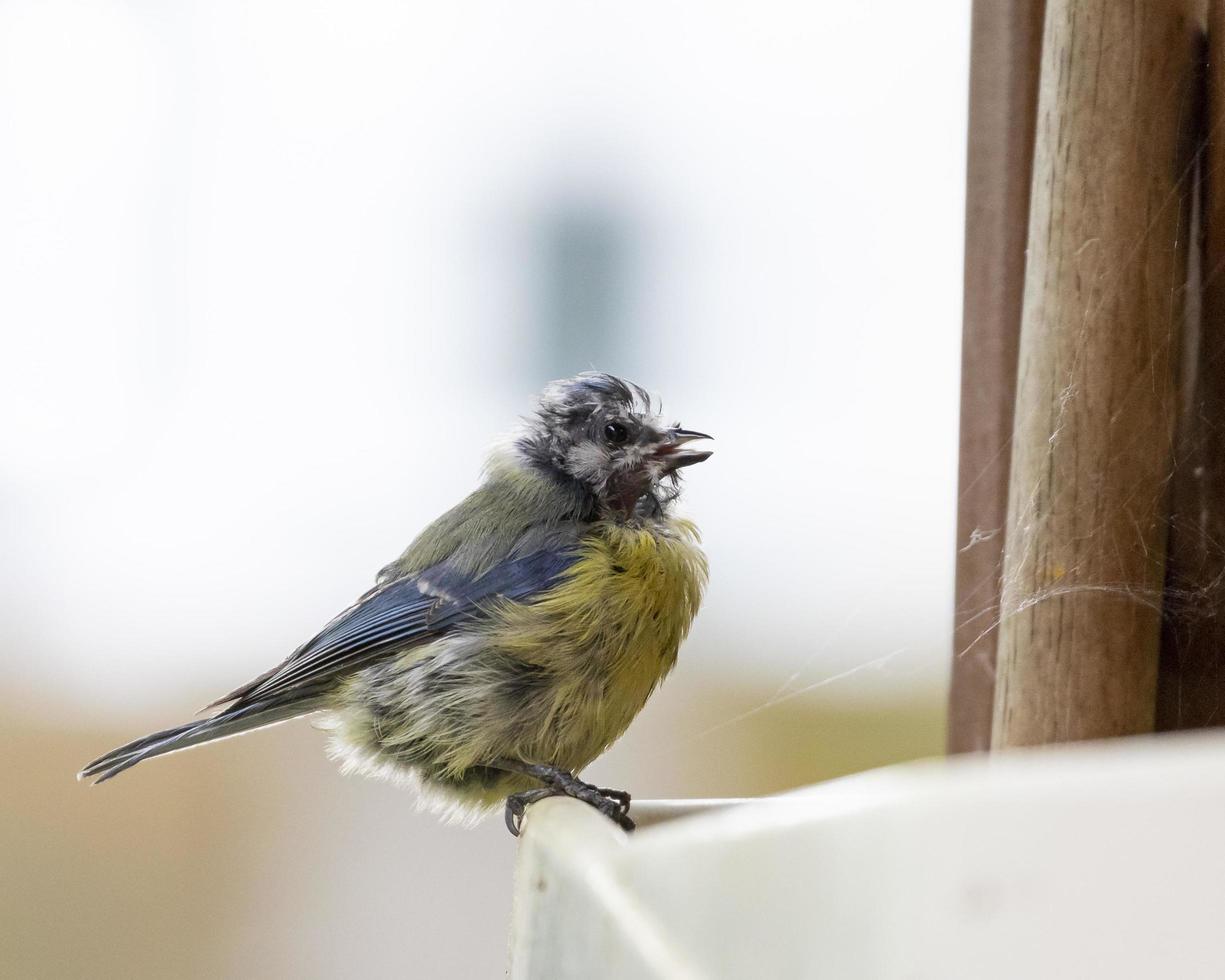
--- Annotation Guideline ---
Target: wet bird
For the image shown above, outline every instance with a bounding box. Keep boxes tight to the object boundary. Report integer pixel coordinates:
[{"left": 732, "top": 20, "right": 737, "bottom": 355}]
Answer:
[{"left": 80, "top": 373, "right": 711, "bottom": 834}]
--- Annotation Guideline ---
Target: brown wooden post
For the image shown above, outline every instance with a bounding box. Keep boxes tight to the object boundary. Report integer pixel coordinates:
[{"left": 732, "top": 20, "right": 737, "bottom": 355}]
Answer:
[
  {"left": 949, "top": 0, "right": 1046, "bottom": 754},
  {"left": 992, "top": 0, "right": 1201, "bottom": 747},
  {"left": 1158, "top": 3, "right": 1223, "bottom": 731}
]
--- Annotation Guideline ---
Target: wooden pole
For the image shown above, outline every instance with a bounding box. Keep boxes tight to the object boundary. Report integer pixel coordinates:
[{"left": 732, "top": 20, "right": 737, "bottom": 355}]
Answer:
[
  {"left": 949, "top": 0, "right": 1046, "bottom": 754},
  {"left": 992, "top": 0, "right": 1201, "bottom": 747},
  {"left": 1158, "top": 3, "right": 1223, "bottom": 732}
]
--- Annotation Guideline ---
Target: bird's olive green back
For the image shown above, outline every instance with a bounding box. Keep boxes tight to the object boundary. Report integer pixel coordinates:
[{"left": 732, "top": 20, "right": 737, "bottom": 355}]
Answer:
[{"left": 379, "top": 455, "right": 590, "bottom": 584}]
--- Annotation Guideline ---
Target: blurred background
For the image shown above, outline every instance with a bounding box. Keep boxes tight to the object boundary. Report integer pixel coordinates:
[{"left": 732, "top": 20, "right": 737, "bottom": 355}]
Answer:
[{"left": 0, "top": 1, "right": 968, "bottom": 976}]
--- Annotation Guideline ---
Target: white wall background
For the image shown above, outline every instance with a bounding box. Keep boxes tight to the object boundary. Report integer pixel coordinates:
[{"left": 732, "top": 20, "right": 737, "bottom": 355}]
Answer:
[{"left": 0, "top": 0, "right": 967, "bottom": 716}]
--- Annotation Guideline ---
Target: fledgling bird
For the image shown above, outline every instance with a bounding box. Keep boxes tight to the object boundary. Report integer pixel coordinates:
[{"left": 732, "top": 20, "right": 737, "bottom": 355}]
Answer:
[{"left": 80, "top": 373, "right": 710, "bottom": 834}]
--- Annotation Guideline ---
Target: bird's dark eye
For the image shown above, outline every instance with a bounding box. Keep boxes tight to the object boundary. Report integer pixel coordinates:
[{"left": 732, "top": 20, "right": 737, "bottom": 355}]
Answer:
[{"left": 603, "top": 421, "right": 630, "bottom": 446}]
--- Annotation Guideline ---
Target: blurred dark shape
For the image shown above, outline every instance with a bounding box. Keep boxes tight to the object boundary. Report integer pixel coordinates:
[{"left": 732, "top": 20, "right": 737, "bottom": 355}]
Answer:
[{"left": 537, "top": 202, "right": 639, "bottom": 382}]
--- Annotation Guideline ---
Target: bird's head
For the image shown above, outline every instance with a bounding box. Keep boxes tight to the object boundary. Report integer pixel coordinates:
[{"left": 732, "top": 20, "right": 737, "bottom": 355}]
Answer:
[{"left": 515, "top": 372, "right": 712, "bottom": 519}]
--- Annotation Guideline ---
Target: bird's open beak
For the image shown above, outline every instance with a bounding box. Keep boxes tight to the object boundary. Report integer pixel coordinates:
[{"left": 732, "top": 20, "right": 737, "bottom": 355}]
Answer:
[{"left": 656, "top": 428, "right": 713, "bottom": 471}]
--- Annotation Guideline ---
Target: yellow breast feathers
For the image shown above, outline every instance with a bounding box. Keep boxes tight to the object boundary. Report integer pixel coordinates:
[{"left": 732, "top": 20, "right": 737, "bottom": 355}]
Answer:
[{"left": 491, "top": 517, "right": 707, "bottom": 682}]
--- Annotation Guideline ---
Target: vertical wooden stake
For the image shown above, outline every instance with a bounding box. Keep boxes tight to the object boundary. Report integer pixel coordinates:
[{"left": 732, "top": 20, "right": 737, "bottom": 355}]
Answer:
[
  {"left": 993, "top": 0, "right": 1201, "bottom": 747},
  {"left": 949, "top": 0, "right": 1046, "bottom": 754},
  {"left": 1158, "top": 2, "right": 1225, "bottom": 731}
]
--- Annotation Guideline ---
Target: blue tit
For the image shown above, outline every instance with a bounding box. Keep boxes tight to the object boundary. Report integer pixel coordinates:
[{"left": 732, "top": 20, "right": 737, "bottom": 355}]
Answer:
[{"left": 80, "top": 373, "right": 711, "bottom": 833}]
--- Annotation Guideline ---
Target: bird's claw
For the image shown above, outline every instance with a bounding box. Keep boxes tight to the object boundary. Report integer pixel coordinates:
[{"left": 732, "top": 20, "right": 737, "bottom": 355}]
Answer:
[
  {"left": 504, "top": 787, "right": 556, "bottom": 837},
  {"left": 502, "top": 772, "right": 635, "bottom": 836},
  {"left": 590, "top": 788, "right": 635, "bottom": 831},
  {"left": 597, "top": 786, "right": 632, "bottom": 814}
]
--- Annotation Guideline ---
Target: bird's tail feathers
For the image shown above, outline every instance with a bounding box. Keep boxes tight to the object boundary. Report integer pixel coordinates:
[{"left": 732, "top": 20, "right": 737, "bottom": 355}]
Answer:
[{"left": 78, "top": 695, "right": 326, "bottom": 784}]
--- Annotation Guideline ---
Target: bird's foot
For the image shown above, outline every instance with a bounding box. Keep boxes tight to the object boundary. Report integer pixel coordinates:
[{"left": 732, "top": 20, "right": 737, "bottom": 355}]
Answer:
[
  {"left": 504, "top": 788, "right": 558, "bottom": 836},
  {"left": 500, "top": 762, "right": 634, "bottom": 836}
]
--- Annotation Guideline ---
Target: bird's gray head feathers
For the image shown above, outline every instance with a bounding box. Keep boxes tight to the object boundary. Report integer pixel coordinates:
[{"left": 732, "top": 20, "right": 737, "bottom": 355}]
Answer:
[{"left": 514, "top": 372, "right": 711, "bottom": 519}]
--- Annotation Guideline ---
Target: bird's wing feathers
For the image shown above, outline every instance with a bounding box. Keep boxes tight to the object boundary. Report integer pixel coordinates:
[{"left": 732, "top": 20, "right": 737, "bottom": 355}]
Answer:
[{"left": 218, "top": 543, "right": 580, "bottom": 709}]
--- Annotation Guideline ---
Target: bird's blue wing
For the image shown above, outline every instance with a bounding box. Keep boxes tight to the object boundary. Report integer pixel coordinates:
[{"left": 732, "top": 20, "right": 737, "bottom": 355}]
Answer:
[{"left": 220, "top": 545, "right": 579, "bottom": 708}]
